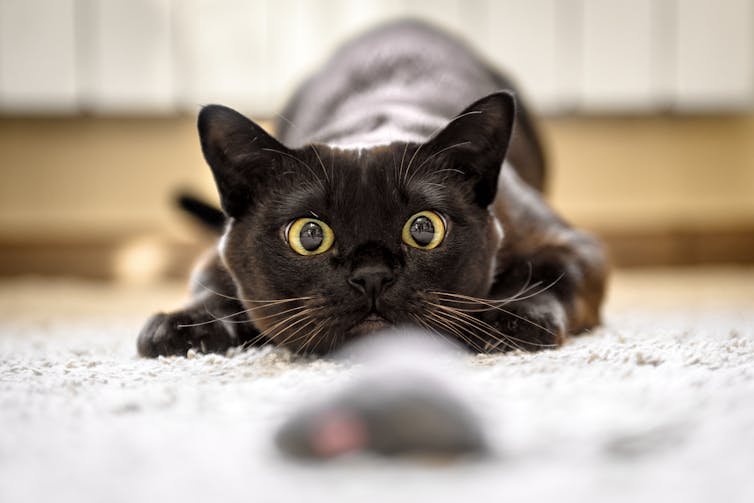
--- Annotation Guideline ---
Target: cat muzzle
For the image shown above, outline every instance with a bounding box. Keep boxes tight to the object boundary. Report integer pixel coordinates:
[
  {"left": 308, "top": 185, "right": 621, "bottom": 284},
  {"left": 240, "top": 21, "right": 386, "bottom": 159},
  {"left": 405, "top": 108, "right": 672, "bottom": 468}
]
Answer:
[{"left": 347, "top": 313, "right": 391, "bottom": 338}]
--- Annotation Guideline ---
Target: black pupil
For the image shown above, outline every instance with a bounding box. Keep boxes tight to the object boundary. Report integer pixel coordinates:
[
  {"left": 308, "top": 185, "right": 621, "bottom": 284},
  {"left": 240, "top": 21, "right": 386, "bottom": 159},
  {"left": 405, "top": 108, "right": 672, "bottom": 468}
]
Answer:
[
  {"left": 299, "top": 221, "right": 324, "bottom": 251},
  {"left": 410, "top": 216, "right": 435, "bottom": 246}
]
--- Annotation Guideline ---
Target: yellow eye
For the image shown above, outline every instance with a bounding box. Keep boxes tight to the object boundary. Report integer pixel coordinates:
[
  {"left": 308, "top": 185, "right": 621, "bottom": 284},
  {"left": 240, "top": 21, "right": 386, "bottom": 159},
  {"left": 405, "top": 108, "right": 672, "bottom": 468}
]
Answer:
[
  {"left": 402, "top": 210, "right": 446, "bottom": 249},
  {"left": 286, "top": 218, "right": 334, "bottom": 255}
]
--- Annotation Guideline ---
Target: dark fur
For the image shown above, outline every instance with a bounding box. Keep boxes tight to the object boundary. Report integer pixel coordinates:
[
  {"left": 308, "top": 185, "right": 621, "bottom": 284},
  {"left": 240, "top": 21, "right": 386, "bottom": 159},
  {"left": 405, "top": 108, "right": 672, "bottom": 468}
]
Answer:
[{"left": 138, "top": 21, "right": 606, "bottom": 358}]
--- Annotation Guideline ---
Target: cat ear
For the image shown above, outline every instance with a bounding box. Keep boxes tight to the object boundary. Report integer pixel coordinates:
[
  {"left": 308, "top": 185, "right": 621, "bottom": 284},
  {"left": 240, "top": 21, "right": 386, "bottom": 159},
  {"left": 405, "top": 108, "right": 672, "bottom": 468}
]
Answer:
[
  {"left": 424, "top": 91, "right": 516, "bottom": 207},
  {"left": 198, "top": 104, "right": 288, "bottom": 217}
]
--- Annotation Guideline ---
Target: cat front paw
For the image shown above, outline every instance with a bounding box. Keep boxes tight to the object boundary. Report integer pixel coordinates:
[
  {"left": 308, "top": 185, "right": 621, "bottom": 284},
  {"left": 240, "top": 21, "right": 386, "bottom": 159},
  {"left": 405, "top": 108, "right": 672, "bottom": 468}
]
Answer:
[
  {"left": 137, "top": 310, "right": 238, "bottom": 358},
  {"left": 483, "top": 303, "right": 566, "bottom": 352}
]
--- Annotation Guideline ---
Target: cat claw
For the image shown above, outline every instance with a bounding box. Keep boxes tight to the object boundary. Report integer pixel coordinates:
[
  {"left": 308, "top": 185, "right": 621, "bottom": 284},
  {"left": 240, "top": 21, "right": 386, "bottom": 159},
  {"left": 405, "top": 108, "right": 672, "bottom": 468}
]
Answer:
[{"left": 137, "top": 310, "right": 237, "bottom": 358}]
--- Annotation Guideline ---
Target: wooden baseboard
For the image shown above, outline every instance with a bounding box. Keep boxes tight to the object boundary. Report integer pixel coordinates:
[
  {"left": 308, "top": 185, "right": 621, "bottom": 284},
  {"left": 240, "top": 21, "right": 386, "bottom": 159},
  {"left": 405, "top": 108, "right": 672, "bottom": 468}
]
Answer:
[
  {"left": 0, "top": 226, "right": 752, "bottom": 279},
  {"left": 599, "top": 227, "right": 754, "bottom": 267},
  {"left": 0, "top": 238, "right": 203, "bottom": 280}
]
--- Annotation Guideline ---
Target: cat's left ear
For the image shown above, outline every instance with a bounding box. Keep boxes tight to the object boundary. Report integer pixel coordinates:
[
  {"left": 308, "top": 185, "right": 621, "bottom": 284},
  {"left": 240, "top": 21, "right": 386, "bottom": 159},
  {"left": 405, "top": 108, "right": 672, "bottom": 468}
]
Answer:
[
  {"left": 423, "top": 91, "right": 516, "bottom": 207},
  {"left": 198, "top": 104, "right": 289, "bottom": 218}
]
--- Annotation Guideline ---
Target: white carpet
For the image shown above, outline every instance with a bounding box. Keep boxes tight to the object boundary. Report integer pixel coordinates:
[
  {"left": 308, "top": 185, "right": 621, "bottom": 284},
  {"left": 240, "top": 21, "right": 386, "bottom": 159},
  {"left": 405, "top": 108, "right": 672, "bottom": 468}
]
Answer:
[{"left": 1, "top": 268, "right": 753, "bottom": 503}]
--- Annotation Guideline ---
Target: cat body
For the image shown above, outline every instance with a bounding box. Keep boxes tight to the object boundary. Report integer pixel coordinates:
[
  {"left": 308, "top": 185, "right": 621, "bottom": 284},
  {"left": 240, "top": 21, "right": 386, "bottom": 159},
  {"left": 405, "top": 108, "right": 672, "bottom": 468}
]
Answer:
[{"left": 138, "top": 21, "right": 606, "bottom": 357}]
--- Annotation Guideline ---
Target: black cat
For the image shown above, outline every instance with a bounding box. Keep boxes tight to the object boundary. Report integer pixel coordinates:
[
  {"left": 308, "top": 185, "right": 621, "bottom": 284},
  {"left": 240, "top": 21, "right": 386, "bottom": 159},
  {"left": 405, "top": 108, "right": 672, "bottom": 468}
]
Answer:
[{"left": 138, "top": 21, "right": 607, "bottom": 357}]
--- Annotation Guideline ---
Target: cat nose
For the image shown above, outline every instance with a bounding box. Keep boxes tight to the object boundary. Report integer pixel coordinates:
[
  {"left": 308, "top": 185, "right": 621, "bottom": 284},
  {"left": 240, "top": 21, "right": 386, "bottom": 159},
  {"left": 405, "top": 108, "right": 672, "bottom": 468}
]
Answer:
[{"left": 348, "top": 265, "right": 394, "bottom": 300}]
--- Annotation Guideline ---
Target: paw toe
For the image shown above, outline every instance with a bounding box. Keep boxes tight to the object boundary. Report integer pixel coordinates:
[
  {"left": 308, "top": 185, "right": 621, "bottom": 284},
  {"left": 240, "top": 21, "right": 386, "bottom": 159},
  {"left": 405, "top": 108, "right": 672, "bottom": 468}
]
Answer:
[
  {"left": 137, "top": 310, "right": 240, "bottom": 358},
  {"left": 137, "top": 312, "right": 188, "bottom": 358}
]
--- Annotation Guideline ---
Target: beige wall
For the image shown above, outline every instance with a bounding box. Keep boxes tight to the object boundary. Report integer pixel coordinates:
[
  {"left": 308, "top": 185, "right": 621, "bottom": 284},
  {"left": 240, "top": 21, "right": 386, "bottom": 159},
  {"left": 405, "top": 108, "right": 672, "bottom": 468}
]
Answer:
[
  {"left": 1, "top": 114, "right": 753, "bottom": 243},
  {"left": 0, "top": 116, "right": 211, "bottom": 241},
  {"left": 545, "top": 115, "right": 754, "bottom": 231}
]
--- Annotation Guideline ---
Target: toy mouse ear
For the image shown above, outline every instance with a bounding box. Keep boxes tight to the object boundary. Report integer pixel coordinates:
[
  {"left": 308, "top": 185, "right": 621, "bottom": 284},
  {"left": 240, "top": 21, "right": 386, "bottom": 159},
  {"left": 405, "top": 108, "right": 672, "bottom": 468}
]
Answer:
[{"left": 198, "top": 104, "right": 289, "bottom": 217}]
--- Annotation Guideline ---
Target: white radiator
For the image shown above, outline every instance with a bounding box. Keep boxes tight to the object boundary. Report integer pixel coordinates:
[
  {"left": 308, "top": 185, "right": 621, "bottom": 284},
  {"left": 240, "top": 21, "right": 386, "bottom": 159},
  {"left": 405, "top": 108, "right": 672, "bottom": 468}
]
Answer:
[{"left": 0, "top": 0, "right": 752, "bottom": 115}]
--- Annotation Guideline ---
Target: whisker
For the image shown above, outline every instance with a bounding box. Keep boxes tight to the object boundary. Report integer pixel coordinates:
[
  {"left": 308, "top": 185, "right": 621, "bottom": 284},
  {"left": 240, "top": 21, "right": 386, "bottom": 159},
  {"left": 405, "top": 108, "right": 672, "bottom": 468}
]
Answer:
[
  {"left": 438, "top": 109, "right": 483, "bottom": 128},
  {"left": 227, "top": 306, "right": 321, "bottom": 352},
  {"left": 411, "top": 307, "right": 473, "bottom": 351},
  {"left": 193, "top": 280, "right": 247, "bottom": 302},
  {"left": 433, "top": 168, "right": 466, "bottom": 178},
  {"left": 502, "top": 272, "right": 566, "bottom": 304},
  {"left": 294, "top": 321, "right": 328, "bottom": 355},
  {"left": 429, "top": 272, "right": 563, "bottom": 309},
  {"left": 239, "top": 333, "right": 267, "bottom": 351},
  {"left": 391, "top": 148, "right": 399, "bottom": 183},
  {"left": 262, "top": 147, "right": 326, "bottom": 192},
  {"left": 401, "top": 109, "right": 483, "bottom": 187},
  {"left": 503, "top": 260, "right": 535, "bottom": 305},
  {"left": 423, "top": 310, "right": 485, "bottom": 353},
  {"left": 242, "top": 313, "right": 302, "bottom": 349},
  {"left": 275, "top": 113, "right": 298, "bottom": 132},
  {"left": 177, "top": 312, "right": 241, "bottom": 329},
  {"left": 430, "top": 291, "right": 561, "bottom": 340},
  {"left": 329, "top": 148, "right": 335, "bottom": 185},
  {"left": 430, "top": 303, "right": 515, "bottom": 349},
  {"left": 310, "top": 144, "right": 331, "bottom": 183},
  {"left": 432, "top": 267, "right": 564, "bottom": 310},
  {"left": 401, "top": 142, "right": 425, "bottom": 187},
  {"left": 430, "top": 304, "right": 520, "bottom": 352},
  {"left": 176, "top": 297, "right": 314, "bottom": 328},
  {"left": 239, "top": 302, "right": 325, "bottom": 353},
  {"left": 410, "top": 313, "right": 451, "bottom": 347},
  {"left": 423, "top": 182, "right": 449, "bottom": 190},
  {"left": 431, "top": 302, "right": 556, "bottom": 349},
  {"left": 249, "top": 315, "right": 315, "bottom": 352},
  {"left": 275, "top": 312, "right": 320, "bottom": 349},
  {"left": 321, "top": 326, "right": 335, "bottom": 351},
  {"left": 250, "top": 310, "right": 316, "bottom": 351},
  {"left": 220, "top": 304, "right": 311, "bottom": 325},
  {"left": 411, "top": 313, "right": 453, "bottom": 348},
  {"left": 398, "top": 142, "right": 409, "bottom": 184},
  {"left": 429, "top": 287, "right": 540, "bottom": 310},
  {"left": 194, "top": 279, "right": 314, "bottom": 304},
  {"left": 276, "top": 111, "right": 329, "bottom": 185},
  {"left": 301, "top": 321, "right": 326, "bottom": 354},
  {"left": 258, "top": 307, "right": 315, "bottom": 337},
  {"left": 406, "top": 141, "right": 471, "bottom": 186},
  {"left": 439, "top": 312, "right": 500, "bottom": 350}
]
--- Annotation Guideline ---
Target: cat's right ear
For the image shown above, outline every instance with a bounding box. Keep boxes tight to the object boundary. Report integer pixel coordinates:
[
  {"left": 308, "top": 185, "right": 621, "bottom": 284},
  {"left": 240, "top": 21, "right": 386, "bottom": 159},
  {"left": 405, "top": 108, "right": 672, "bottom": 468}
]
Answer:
[{"left": 198, "top": 105, "right": 288, "bottom": 218}]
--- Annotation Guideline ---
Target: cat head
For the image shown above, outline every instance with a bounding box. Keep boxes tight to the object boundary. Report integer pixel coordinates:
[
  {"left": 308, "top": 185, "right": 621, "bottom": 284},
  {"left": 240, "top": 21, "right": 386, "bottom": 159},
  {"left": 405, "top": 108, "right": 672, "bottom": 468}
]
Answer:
[{"left": 198, "top": 92, "right": 516, "bottom": 353}]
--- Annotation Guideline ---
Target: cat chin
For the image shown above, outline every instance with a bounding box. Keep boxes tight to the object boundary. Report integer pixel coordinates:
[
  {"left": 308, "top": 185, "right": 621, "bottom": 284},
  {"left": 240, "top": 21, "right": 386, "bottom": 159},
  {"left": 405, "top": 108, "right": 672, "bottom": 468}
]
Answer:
[{"left": 346, "top": 314, "right": 392, "bottom": 338}]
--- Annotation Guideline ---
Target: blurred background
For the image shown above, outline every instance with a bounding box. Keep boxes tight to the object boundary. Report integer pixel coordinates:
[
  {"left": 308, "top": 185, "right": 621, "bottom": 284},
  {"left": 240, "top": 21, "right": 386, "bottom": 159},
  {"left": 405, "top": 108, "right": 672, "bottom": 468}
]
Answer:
[{"left": 0, "top": 0, "right": 752, "bottom": 283}]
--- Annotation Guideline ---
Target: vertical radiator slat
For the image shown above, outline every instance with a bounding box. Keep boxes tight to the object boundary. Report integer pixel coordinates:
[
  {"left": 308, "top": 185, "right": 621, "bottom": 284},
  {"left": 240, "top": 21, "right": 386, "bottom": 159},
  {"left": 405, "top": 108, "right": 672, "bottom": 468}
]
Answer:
[
  {"left": 0, "top": 0, "right": 751, "bottom": 115},
  {"left": 177, "top": 0, "right": 270, "bottom": 115},
  {"left": 674, "top": 0, "right": 754, "bottom": 111},
  {"left": 484, "top": 0, "right": 563, "bottom": 113},
  {"left": 0, "top": 0, "right": 78, "bottom": 112},
  {"left": 83, "top": 0, "right": 175, "bottom": 113},
  {"left": 580, "top": 0, "right": 656, "bottom": 112}
]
